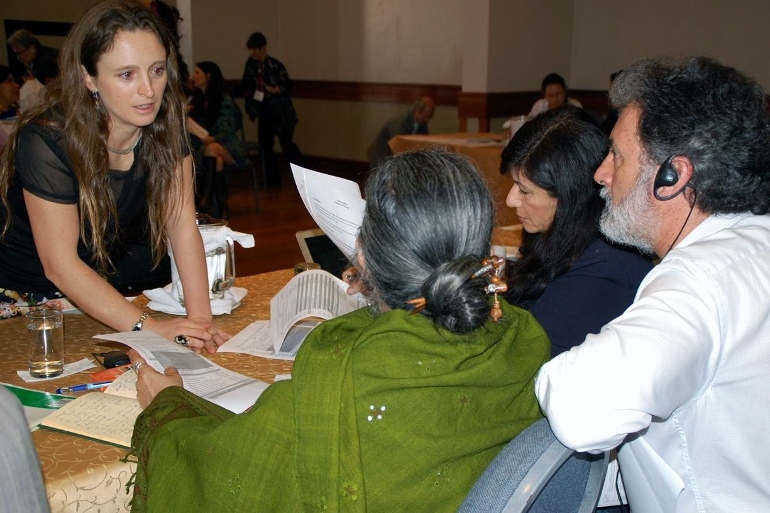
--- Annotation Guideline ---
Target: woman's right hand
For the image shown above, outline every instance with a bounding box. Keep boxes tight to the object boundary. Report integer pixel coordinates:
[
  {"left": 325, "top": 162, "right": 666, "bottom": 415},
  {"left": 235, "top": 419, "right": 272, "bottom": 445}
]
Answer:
[
  {"left": 128, "top": 350, "right": 183, "bottom": 409},
  {"left": 143, "top": 316, "right": 230, "bottom": 355}
]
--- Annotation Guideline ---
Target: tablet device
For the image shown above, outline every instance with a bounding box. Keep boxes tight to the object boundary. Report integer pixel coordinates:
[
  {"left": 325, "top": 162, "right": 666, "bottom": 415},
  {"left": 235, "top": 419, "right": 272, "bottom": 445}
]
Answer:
[{"left": 295, "top": 229, "right": 350, "bottom": 279}]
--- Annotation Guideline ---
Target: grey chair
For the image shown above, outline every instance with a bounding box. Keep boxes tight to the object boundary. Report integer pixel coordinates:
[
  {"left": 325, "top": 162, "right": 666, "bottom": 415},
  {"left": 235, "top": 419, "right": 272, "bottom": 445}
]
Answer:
[
  {"left": 232, "top": 101, "right": 267, "bottom": 195},
  {"left": 459, "top": 418, "right": 609, "bottom": 513},
  {"left": 0, "top": 387, "right": 51, "bottom": 513}
]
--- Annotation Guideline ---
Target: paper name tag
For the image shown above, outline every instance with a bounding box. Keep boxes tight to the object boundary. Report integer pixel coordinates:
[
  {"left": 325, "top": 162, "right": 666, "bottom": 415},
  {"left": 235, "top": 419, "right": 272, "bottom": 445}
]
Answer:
[{"left": 253, "top": 90, "right": 265, "bottom": 102}]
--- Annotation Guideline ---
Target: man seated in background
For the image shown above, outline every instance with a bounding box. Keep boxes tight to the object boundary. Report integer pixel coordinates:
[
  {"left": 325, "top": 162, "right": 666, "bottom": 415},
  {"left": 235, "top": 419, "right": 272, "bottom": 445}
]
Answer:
[
  {"left": 528, "top": 72, "right": 582, "bottom": 117},
  {"left": 535, "top": 56, "right": 770, "bottom": 512},
  {"left": 7, "top": 29, "right": 59, "bottom": 84},
  {"left": 367, "top": 96, "right": 435, "bottom": 170}
]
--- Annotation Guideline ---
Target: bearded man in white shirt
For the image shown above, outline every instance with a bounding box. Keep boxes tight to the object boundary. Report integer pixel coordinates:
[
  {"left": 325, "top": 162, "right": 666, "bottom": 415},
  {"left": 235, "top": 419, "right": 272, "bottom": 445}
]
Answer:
[{"left": 535, "top": 56, "right": 770, "bottom": 513}]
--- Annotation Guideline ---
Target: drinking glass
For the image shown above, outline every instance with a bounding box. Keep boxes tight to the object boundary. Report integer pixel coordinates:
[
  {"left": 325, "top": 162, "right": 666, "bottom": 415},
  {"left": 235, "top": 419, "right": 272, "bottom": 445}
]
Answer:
[{"left": 26, "top": 309, "right": 64, "bottom": 378}]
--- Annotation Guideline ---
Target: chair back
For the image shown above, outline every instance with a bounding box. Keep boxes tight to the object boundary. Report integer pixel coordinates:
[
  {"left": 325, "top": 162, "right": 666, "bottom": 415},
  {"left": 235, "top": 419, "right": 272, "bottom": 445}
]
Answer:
[
  {"left": 459, "top": 418, "right": 609, "bottom": 513},
  {"left": 233, "top": 99, "right": 245, "bottom": 141},
  {"left": 0, "top": 387, "right": 51, "bottom": 513},
  {"left": 231, "top": 100, "right": 267, "bottom": 192}
]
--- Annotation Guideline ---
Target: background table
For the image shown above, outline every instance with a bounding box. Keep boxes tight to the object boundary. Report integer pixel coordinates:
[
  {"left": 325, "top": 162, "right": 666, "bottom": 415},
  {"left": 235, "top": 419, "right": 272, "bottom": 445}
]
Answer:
[
  {"left": 389, "top": 133, "right": 519, "bottom": 227},
  {"left": 0, "top": 270, "right": 294, "bottom": 513}
]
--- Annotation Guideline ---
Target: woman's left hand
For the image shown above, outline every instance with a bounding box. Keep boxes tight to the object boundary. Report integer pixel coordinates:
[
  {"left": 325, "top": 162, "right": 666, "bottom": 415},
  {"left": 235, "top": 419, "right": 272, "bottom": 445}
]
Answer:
[{"left": 128, "top": 349, "right": 183, "bottom": 408}]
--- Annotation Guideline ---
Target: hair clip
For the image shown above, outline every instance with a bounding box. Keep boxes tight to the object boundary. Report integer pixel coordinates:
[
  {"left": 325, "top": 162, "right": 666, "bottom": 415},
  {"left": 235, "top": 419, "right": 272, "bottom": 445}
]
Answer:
[
  {"left": 471, "top": 256, "right": 508, "bottom": 322},
  {"left": 471, "top": 256, "right": 505, "bottom": 279},
  {"left": 407, "top": 297, "right": 427, "bottom": 315}
]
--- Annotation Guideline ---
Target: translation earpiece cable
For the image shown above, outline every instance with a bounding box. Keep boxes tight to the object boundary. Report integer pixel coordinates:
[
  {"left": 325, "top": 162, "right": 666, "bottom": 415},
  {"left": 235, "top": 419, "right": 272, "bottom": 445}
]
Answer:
[
  {"left": 614, "top": 465, "right": 630, "bottom": 513},
  {"left": 663, "top": 185, "right": 697, "bottom": 258}
]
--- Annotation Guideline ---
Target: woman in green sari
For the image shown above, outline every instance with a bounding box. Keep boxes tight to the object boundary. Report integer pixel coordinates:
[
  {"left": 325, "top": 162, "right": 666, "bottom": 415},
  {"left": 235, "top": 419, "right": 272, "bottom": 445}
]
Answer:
[{"left": 129, "top": 149, "right": 550, "bottom": 512}]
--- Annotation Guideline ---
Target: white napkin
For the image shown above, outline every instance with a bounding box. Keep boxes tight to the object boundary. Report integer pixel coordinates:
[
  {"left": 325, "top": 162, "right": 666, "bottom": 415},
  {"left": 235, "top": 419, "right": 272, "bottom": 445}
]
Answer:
[
  {"left": 144, "top": 227, "right": 255, "bottom": 315},
  {"left": 144, "top": 284, "right": 248, "bottom": 315}
]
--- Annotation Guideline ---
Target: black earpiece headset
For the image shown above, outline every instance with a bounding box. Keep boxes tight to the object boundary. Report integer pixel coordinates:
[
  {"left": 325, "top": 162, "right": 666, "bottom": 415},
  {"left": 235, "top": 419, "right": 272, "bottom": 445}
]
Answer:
[
  {"left": 654, "top": 155, "right": 691, "bottom": 201},
  {"left": 655, "top": 154, "right": 699, "bottom": 257}
]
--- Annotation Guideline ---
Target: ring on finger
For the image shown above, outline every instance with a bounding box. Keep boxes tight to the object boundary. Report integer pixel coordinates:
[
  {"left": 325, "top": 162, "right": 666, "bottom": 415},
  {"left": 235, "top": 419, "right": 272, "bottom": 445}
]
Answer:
[
  {"left": 174, "top": 334, "right": 189, "bottom": 347},
  {"left": 133, "top": 361, "right": 143, "bottom": 372}
]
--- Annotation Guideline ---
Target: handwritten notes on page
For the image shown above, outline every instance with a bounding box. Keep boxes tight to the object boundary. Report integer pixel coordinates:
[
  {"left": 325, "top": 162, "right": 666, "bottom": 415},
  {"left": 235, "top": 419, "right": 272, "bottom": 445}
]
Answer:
[{"left": 39, "top": 392, "right": 142, "bottom": 448}]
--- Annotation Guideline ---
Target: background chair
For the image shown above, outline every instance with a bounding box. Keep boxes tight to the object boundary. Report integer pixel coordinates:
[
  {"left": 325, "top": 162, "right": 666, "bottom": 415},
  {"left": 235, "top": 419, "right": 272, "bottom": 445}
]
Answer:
[
  {"left": 459, "top": 418, "right": 609, "bottom": 513},
  {"left": 233, "top": 101, "right": 267, "bottom": 195},
  {"left": 0, "top": 387, "right": 51, "bottom": 513}
]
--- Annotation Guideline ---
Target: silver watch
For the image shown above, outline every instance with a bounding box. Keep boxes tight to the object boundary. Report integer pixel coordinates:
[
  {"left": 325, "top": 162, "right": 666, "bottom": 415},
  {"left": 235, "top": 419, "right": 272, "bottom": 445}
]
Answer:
[{"left": 131, "top": 312, "right": 149, "bottom": 331}]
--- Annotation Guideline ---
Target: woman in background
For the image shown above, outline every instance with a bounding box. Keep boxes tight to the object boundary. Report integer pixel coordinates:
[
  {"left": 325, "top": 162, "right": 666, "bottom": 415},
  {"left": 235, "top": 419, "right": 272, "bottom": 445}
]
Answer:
[
  {"left": 0, "top": 0, "right": 228, "bottom": 351},
  {"left": 128, "top": 149, "right": 549, "bottom": 512},
  {"left": 503, "top": 105, "right": 653, "bottom": 356},
  {"left": 0, "top": 65, "right": 20, "bottom": 120},
  {"left": 189, "top": 60, "right": 248, "bottom": 219}
]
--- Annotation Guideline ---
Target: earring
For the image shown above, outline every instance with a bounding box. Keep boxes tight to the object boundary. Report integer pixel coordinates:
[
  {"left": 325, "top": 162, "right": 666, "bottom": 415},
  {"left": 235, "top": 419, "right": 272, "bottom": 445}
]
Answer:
[{"left": 92, "top": 91, "right": 99, "bottom": 101}]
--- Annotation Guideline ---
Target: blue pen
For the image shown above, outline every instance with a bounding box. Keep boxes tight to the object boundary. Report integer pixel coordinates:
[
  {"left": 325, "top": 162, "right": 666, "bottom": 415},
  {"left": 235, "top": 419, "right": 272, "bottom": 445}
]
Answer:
[{"left": 56, "top": 381, "right": 113, "bottom": 394}]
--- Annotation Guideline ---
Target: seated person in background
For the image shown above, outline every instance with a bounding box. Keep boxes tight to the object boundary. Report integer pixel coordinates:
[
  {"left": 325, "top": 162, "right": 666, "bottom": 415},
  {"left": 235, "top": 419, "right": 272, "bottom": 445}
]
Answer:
[
  {"left": 367, "top": 96, "right": 435, "bottom": 170},
  {"left": 0, "top": 65, "right": 20, "bottom": 151},
  {"left": 0, "top": 0, "right": 228, "bottom": 352},
  {"left": 128, "top": 149, "right": 550, "bottom": 512},
  {"left": 502, "top": 105, "right": 653, "bottom": 356},
  {"left": 528, "top": 72, "right": 582, "bottom": 117},
  {"left": 189, "top": 61, "right": 249, "bottom": 219},
  {"left": 18, "top": 57, "right": 59, "bottom": 113},
  {"left": 0, "top": 65, "right": 21, "bottom": 120},
  {"left": 6, "top": 29, "right": 59, "bottom": 85},
  {"left": 536, "top": 57, "right": 770, "bottom": 512}
]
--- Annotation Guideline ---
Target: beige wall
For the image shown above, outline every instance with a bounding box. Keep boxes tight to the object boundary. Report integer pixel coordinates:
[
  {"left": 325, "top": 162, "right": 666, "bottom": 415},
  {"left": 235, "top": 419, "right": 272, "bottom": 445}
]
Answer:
[
  {"left": 187, "top": 0, "right": 466, "bottom": 159},
  {"left": 570, "top": 0, "right": 770, "bottom": 90},
  {"left": 486, "top": 0, "right": 574, "bottom": 92},
  {"left": 3, "top": 0, "right": 770, "bottom": 161}
]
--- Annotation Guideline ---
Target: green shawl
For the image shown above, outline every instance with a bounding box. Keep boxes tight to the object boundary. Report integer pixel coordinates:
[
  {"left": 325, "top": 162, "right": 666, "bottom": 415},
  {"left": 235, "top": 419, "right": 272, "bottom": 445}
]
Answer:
[{"left": 130, "top": 300, "right": 549, "bottom": 512}]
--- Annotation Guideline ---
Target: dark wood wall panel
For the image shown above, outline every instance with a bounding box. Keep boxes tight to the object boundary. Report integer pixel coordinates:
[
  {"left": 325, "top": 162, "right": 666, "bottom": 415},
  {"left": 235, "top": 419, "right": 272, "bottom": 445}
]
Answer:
[{"left": 226, "top": 78, "right": 613, "bottom": 131}]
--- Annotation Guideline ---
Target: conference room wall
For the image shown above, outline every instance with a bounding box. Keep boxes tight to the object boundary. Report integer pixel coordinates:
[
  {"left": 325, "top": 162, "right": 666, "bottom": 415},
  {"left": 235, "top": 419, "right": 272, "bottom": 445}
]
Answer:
[
  {"left": 3, "top": 0, "right": 770, "bottom": 162},
  {"left": 569, "top": 0, "right": 770, "bottom": 91},
  {"left": 189, "top": 0, "right": 467, "bottom": 161}
]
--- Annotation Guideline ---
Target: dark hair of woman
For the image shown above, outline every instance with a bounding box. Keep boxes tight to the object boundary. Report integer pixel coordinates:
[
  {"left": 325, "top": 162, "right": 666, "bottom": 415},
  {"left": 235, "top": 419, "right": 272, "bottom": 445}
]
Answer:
[
  {"left": 501, "top": 105, "right": 607, "bottom": 304},
  {"left": 194, "top": 61, "right": 225, "bottom": 129},
  {"left": 356, "top": 149, "right": 496, "bottom": 333},
  {"left": 0, "top": 65, "right": 12, "bottom": 84},
  {"left": 0, "top": 0, "right": 188, "bottom": 273}
]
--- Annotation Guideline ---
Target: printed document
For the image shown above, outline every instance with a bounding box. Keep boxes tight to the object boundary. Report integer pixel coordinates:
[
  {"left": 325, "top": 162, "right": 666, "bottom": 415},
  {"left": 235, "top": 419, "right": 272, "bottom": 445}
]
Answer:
[
  {"left": 290, "top": 163, "right": 365, "bottom": 259},
  {"left": 39, "top": 333, "right": 269, "bottom": 448},
  {"left": 220, "top": 269, "right": 367, "bottom": 359}
]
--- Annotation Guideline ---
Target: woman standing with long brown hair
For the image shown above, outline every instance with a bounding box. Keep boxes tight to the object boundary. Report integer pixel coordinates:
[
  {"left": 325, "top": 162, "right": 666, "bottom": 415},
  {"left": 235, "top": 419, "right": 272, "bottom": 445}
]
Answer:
[{"left": 0, "top": 0, "right": 228, "bottom": 352}]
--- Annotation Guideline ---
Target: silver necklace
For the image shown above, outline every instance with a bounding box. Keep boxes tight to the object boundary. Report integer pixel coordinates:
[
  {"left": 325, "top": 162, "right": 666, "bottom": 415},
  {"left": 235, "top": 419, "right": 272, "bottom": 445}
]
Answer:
[{"left": 107, "top": 132, "right": 143, "bottom": 155}]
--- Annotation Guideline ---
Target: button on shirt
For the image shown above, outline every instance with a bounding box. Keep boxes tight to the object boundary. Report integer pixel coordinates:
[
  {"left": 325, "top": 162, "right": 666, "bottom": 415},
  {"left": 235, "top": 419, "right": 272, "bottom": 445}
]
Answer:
[{"left": 535, "top": 213, "right": 770, "bottom": 513}]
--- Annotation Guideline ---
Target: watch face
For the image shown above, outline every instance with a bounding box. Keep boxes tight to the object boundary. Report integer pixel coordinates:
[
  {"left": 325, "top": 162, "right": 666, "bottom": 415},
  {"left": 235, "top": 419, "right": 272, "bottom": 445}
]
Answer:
[{"left": 132, "top": 313, "right": 148, "bottom": 331}]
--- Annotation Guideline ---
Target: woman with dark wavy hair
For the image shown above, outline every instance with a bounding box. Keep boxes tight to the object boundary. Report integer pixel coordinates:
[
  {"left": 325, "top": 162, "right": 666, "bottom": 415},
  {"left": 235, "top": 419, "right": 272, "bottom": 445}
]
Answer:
[
  {"left": 0, "top": 0, "right": 229, "bottom": 351},
  {"left": 128, "top": 149, "right": 549, "bottom": 512},
  {"left": 189, "top": 60, "right": 247, "bottom": 218},
  {"left": 502, "top": 105, "right": 652, "bottom": 356}
]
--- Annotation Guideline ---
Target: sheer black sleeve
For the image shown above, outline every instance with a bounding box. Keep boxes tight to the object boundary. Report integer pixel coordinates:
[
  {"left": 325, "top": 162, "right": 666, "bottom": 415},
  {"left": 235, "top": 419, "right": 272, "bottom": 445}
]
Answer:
[{"left": 14, "top": 124, "right": 78, "bottom": 205}]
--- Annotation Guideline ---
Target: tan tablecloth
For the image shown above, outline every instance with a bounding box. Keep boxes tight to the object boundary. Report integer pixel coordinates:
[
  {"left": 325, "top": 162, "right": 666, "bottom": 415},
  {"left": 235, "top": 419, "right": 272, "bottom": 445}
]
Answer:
[
  {"left": 1, "top": 269, "right": 294, "bottom": 512},
  {"left": 388, "top": 133, "right": 518, "bottom": 227}
]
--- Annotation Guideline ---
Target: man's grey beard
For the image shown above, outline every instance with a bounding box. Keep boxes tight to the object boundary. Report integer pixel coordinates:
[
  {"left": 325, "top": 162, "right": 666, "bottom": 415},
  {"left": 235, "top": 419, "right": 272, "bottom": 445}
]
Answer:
[{"left": 599, "top": 180, "right": 657, "bottom": 255}]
